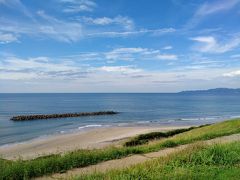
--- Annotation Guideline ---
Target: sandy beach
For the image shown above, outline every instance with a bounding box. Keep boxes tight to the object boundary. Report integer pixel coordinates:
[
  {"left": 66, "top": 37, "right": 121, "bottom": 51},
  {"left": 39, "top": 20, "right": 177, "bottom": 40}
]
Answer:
[{"left": 0, "top": 125, "right": 189, "bottom": 160}]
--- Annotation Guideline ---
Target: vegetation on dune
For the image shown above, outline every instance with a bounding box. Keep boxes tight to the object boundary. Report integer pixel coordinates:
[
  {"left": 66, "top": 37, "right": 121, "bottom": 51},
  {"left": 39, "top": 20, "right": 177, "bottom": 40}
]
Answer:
[
  {"left": 1, "top": 119, "right": 240, "bottom": 179},
  {"left": 124, "top": 124, "right": 210, "bottom": 146},
  {"left": 76, "top": 142, "right": 240, "bottom": 180}
]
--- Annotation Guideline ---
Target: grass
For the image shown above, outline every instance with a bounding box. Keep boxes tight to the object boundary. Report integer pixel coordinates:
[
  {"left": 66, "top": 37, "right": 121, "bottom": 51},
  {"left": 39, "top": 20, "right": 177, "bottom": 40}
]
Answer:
[
  {"left": 124, "top": 124, "right": 210, "bottom": 146},
  {"left": 76, "top": 142, "right": 240, "bottom": 180},
  {"left": 1, "top": 119, "right": 240, "bottom": 179}
]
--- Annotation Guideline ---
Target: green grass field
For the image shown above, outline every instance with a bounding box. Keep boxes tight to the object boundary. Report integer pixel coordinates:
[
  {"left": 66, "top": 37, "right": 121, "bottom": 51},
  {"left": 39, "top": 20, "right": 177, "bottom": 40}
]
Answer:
[
  {"left": 1, "top": 119, "right": 240, "bottom": 179},
  {"left": 77, "top": 141, "right": 240, "bottom": 180}
]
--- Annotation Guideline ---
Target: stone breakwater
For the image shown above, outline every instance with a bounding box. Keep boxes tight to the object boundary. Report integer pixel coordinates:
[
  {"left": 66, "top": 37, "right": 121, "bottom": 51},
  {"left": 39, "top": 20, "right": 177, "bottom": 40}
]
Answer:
[{"left": 10, "top": 111, "right": 118, "bottom": 121}]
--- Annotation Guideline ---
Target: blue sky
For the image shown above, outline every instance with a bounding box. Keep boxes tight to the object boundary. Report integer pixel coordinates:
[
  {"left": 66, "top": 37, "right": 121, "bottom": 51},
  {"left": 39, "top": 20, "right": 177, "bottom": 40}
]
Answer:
[{"left": 1, "top": 0, "right": 240, "bottom": 92}]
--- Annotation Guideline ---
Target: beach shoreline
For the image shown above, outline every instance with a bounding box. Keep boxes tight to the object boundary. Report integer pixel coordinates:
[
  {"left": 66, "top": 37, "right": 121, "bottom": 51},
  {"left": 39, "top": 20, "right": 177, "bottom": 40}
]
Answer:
[{"left": 0, "top": 125, "right": 190, "bottom": 160}]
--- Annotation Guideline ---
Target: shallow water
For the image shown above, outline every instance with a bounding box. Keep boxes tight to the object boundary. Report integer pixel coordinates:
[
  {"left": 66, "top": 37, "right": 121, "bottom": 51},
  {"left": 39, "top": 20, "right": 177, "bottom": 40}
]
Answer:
[{"left": 1, "top": 93, "right": 240, "bottom": 146}]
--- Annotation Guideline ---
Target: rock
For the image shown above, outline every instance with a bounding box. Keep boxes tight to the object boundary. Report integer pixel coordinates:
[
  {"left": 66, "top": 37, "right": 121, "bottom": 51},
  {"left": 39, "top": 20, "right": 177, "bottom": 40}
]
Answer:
[{"left": 10, "top": 111, "right": 118, "bottom": 121}]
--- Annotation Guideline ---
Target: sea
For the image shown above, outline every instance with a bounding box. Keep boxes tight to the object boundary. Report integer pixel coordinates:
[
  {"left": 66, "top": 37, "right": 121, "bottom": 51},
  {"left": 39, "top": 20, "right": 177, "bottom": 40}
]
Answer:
[{"left": 1, "top": 93, "right": 240, "bottom": 146}]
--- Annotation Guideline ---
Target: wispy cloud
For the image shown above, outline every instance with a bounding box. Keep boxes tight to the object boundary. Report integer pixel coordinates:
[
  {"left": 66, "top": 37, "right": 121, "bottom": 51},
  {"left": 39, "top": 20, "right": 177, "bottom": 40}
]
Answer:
[
  {"left": 98, "top": 66, "right": 142, "bottom": 74},
  {"left": 0, "top": 0, "right": 35, "bottom": 19},
  {"left": 105, "top": 48, "right": 146, "bottom": 61},
  {"left": 156, "top": 54, "right": 177, "bottom": 60},
  {"left": 80, "top": 16, "right": 134, "bottom": 30},
  {"left": 1, "top": 53, "right": 240, "bottom": 92},
  {"left": 196, "top": 0, "right": 240, "bottom": 16},
  {"left": 63, "top": 47, "right": 178, "bottom": 62},
  {"left": 186, "top": 0, "right": 240, "bottom": 29},
  {"left": 0, "top": 0, "right": 176, "bottom": 44},
  {"left": 0, "top": 10, "right": 83, "bottom": 42},
  {"left": 37, "top": 10, "right": 83, "bottom": 42},
  {"left": 0, "top": 56, "right": 88, "bottom": 80},
  {"left": 162, "top": 46, "right": 173, "bottom": 50},
  {"left": 223, "top": 70, "right": 240, "bottom": 77},
  {"left": 87, "top": 28, "right": 176, "bottom": 38},
  {"left": 104, "top": 47, "right": 178, "bottom": 61},
  {"left": 60, "top": 0, "right": 97, "bottom": 13},
  {"left": 191, "top": 36, "right": 240, "bottom": 53},
  {"left": 0, "top": 32, "right": 18, "bottom": 43},
  {"left": 0, "top": 1, "right": 174, "bottom": 43}
]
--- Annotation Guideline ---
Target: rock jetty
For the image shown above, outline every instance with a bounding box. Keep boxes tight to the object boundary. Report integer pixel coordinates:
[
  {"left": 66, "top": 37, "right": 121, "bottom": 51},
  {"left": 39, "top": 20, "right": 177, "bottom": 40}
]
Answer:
[{"left": 10, "top": 111, "right": 118, "bottom": 121}]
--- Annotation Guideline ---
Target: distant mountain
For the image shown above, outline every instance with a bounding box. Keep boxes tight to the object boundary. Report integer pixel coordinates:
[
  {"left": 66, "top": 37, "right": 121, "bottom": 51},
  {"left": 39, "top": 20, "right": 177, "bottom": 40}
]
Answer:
[{"left": 178, "top": 88, "right": 240, "bottom": 95}]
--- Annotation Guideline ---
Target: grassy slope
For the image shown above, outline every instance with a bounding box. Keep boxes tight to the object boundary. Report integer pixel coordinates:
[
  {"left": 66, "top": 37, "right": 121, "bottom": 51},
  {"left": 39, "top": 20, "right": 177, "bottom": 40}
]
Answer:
[
  {"left": 1, "top": 119, "right": 240, "bottom": 179},
  {"left": 77, "top": 142, "right": 240, "bottom": 180},
  {"left": 139, "top": 118, "right": 240, "bottom": 152},
  {"left": 124, "top": 124, "right": 209, "bottom": 146}
]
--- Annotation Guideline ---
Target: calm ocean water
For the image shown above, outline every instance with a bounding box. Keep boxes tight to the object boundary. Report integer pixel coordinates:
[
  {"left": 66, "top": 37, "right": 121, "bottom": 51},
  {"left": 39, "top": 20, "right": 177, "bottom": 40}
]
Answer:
[{"left": 1, "top": 93, "right": 240, "bottom": 146}]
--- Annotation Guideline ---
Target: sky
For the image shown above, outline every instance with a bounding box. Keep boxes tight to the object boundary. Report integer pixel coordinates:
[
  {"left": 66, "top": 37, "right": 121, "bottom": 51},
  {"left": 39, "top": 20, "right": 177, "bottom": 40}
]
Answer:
[{"left": 0, "top": 0, "right": 240, "bottom": 93}]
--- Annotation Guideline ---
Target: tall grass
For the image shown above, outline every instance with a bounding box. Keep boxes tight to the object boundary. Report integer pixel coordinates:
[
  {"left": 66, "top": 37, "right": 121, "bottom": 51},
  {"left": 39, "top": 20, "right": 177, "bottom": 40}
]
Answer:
[
  {"left": 1, "top": 119, "right": 240, "bottom": 179},
  {"left": 0, "top": 147, "right": 142, "bottom": 180},
  {"left": 77, "top": 142, "right": 240, "bottom": 180}
]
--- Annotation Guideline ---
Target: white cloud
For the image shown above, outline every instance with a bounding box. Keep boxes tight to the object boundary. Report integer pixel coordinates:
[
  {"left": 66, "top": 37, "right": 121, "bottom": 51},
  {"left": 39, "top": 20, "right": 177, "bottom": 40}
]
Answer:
[
  {"left": 196, "top": 0, "right": 240, "bottom": 16},
  {"left": 151, "top": 28, "right": 176, "bottom": 36},
  {"left": 87, "top": 28, "right": 176, "bottom": 37},
  {"left": 0, "top": 56, "right": 88, "bottom": 80},
  {"left": 191, "top": 36, "right": 240, "bottom": 53},
  {"left": 104, "top": 47, "right": 178, "bottom": 61},
  {"left": 98, "top": 66, "right": 142, "bottom": 74},
  {"left": 37, "top": 10, "right": 83, "bottom": 42},
  {"left": 0, "top": 9, "right": 174, "bottom": 43},
  {"left": 60, "top": 0, "right": 97, "bottom": 13},
  {"left": 0, "top": 0, "right": 35, "bottom": 19},
  {"left": 0, "top": 0, "right": 174, "bottom": 43},
  {"left": 83, "top": 17, "right": 112, "bottom": 25},
  {"left": 223, "top": 70, "right": 240, "bottom": 77},
  {"left": 1, "top": 54, "right": 240, "bottom": 92},
  {"left": 0, "top": 47, "right": 178, "bottom": 83},
  {"left": 0, "top": 32, "right": 18, "bottom": 43},
  {"left": 162, "top": 46, "right": 173, "bottom": 50},
  {"left": 156, "top": 54, "right": 178, "bottom": 60},
  {"left": 40, "top": 47, "right": 178, "bottom": 63},
  {"left": 0, "top": 0, "right": 84, "bottom": 42},
  {"left": 105, "top": 48, "right": 147, "bottom": 61},
  {"left": 108, "top": 48, "right": 147, "bottom": 54},
  {"left": 0, "top": 11, "right": 83, "bottom": 42},
  {"left": 186, "top": 0, "right": 240, "bottom": 29},
  {"left": 81, "top": 16, "right": 134, "bottom": 30}
]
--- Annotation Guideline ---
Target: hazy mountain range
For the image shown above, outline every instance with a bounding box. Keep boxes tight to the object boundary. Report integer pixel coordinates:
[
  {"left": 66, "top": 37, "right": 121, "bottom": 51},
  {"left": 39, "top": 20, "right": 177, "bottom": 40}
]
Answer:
[{"left": 178, "top": 88, "right": 240, "bottom": 95}]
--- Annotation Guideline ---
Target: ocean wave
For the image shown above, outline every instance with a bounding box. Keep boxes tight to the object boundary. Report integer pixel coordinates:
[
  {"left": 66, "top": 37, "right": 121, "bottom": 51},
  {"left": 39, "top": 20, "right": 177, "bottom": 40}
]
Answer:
[
  {"left": 136, "top": 121, "right": 151, "bottom": 124},
  {"left": 78, "top": 124, "right": 103, "bottom": 130},
  {"left": 167, "top": 116, "right": 232, "bottom": 123}
]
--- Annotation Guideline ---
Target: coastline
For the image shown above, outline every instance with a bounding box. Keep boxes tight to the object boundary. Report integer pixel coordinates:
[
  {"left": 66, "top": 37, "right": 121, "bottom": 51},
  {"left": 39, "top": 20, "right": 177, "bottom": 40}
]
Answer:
[{"left": 0, "top": 125, "right": 190, "bottom": 160}]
